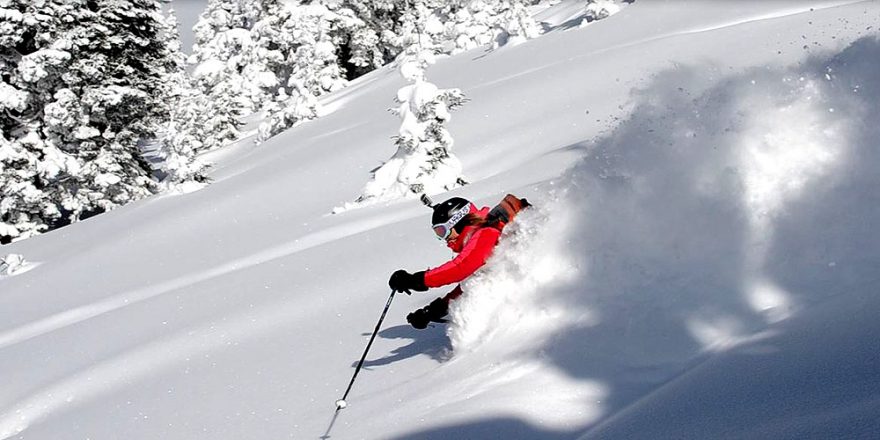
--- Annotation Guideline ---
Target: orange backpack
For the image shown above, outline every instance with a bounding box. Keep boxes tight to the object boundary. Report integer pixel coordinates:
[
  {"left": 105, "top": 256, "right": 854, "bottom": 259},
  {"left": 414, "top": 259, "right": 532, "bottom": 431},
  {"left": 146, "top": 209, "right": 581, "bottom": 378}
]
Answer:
[{"left": 485, "top": 194, "right": 531, "bottom": 230}]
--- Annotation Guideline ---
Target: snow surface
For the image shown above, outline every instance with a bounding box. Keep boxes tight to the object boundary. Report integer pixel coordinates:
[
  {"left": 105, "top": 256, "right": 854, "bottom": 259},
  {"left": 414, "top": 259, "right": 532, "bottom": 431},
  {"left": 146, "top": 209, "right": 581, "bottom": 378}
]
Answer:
[{"left": 2, "top": 1, "right": 880, "bottom": 439}]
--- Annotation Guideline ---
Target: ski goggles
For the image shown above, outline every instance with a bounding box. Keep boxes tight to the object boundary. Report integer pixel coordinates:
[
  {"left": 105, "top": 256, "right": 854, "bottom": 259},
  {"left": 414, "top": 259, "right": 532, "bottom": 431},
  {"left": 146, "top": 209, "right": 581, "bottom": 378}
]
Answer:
[{"left": 432, "top": 205, "right": 471, "bottom": 240}]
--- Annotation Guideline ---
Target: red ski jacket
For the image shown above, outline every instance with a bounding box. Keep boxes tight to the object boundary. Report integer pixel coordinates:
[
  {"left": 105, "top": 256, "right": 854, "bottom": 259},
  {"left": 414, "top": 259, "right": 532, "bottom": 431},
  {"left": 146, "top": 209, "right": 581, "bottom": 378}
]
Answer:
[{"left": 424, "top": 207, "right": 502, "bottom": 288}]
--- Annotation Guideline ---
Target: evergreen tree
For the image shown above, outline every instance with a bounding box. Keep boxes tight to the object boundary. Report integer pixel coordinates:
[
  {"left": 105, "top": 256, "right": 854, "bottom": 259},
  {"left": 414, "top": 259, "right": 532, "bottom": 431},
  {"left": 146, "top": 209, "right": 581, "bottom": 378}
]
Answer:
[
  {"left": 333, "top": 0, "right": 410, "bottom": 77},
  {"left": 348, "top": 78, "right": 467, "bottom": 206},
  {"left": 492, "top": 0, "right": 541, "bottom": 47},
  {"left": 189, "top": 0, "right": 309, "bottom": 115},
  {"left": 583, "top": 0, "right": 622, "bottom": 24},
  {"left": 285, "top": 3, "right": 349, "bottom": 98},
  {"left": 257, "top": 2, "right": 349, "bottom": 142},
  {"left": 189, "top": 0, "right": 259, "bottom": 115},
  {"left": 154, "top": 7, "right": 214, "bottom": 185},
  {"left": 329, "top": 0, "right": 541, "bottom": 73},
  {"left": 340, "top": 20, "right": 466, "bottom": 211},
  {"left": 257, "top": 82, "right": 320, "bottom": 142},
  {"left": 166, "top": 3, "right": 243, "bottom": 163},
  {"left": 0, "top": 0, "right": 176, "bottom": 243},
  {"left": 193, "top": 0, "right": 542, "bottom": 146},
  {"left": 444, "top": 0, "right": 499, "bottom": 53},
  {"left": 440, "top": 0, "right": 540, "bottom": 53}
]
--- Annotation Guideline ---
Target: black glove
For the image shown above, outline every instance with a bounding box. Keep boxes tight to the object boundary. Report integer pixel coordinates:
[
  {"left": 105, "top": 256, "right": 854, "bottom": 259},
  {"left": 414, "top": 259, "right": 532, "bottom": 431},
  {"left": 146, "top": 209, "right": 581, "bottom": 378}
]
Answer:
[
  {"left": 389, "top": 270, "right": 428, "bottom": 294},
  {"left": 406, "top": 297, "right": 449, "bottom": 329}
]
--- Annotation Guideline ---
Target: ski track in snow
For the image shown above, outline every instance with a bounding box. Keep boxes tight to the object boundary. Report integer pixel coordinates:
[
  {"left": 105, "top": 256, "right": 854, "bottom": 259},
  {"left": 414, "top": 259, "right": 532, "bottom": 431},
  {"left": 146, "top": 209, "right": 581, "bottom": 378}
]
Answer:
[
  {"left": 0, "top": 280, "right": 342, "bottom": 439},
  {"left": 0, "top": 207, "right": 420, "bottom": 352},
  {"left": 0, "top": 204, "right": 424, "bottom": 436},
  {"left": 678, "top": 0, "right": 868, "bottom": 35}
]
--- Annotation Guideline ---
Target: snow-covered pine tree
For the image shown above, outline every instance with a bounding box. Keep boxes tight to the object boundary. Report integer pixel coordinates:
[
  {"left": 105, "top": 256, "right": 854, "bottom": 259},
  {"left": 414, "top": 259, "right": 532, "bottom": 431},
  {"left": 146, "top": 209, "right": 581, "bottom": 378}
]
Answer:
[
  {"left": 186, "top": 0, "right": 351, "bottom": 145},
  {"left": 257, "top": 82, "right": 320, "bottom": 142},
  {"left": 153, "top": 7, "right": 213, "bottom": 186},
  {"left": 332, "top": 0, "right": 541, "bottom": 70},
  {"left": 237, "top": 0, "right": 543, "bottom": 145},
  {"left": 441, "top": 0, "right": 497, "bottom": 53},
  {"left": 440, "top": 0, "right": 541, "bottom": 54},
  {"left": 284, "top": 3, "right": 350, "bottom": 100},
  {"left": 190, "top": 0, "right": 321, "bottom": 116},
  {"left": 582, "top": 0, "right": 623, "bottom": 25},
  {"left": 189, "top": 0, "right": 259, "bottom": 116},
  {"left": 239, "top": 0, "right": 299, "bottom": 110},
  {"left": 492, "top": 0, "right": 541, "bottom": 47},
  {"left": 339, "top": 5, "right": 466, "bottom": 211},
  {"left": 161, "top": 7, "right": 188, "bottom": 92},
  {"left": 330, "top": 0, "right": 447, "bottom": 77},
  {"left": 256, "top": 2, "right": 349, "bottom": 142},
  {"left": 160, "top": 0, "right": 243, "bottom": 164},
  {"left": 0, "top": 2, "right": 54, "bottom": 242},
  {"left": 333, "top": 0, "right": 410, "bottom": 78},
  {"left": 0, "top": 0, "right": 177, "bottom": 243}
]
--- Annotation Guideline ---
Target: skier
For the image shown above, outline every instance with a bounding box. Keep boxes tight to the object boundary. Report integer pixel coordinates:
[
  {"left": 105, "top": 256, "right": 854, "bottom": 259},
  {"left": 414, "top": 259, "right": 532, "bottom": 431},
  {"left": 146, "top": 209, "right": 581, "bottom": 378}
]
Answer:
[{"left": 389, "top": 195, "right": 529, "bottom": 329}]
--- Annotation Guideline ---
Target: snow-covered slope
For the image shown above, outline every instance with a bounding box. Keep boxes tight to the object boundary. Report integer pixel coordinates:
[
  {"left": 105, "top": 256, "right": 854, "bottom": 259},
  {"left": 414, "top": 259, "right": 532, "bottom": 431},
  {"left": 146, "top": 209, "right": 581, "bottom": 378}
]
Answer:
[{"left": 2, "top": 1, "right": 879, "bottom": 439}]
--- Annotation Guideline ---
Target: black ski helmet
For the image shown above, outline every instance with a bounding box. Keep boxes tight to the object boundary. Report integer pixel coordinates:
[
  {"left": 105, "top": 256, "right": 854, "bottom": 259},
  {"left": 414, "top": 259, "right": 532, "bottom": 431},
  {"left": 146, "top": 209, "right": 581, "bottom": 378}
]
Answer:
[{"left": 431, "top": 197, "right": 473, "bottom": 232}]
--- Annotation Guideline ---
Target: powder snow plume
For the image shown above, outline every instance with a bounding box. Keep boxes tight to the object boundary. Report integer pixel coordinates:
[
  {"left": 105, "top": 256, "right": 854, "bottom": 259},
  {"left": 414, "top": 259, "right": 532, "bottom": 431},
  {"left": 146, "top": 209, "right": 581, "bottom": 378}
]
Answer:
[
  {"left": 449, "top": 200, "right": 589, "bottom": 354},
  {"left": 449, "top": 35, "right": 880, "bottom": 401}
]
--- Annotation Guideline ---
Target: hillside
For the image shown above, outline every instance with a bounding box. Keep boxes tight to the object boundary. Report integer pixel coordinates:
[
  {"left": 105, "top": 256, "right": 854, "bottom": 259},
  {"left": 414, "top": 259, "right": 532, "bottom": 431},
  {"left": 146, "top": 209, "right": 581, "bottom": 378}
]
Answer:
[{"left": 1, "top": 1, "right": 879, "bottom": 439}]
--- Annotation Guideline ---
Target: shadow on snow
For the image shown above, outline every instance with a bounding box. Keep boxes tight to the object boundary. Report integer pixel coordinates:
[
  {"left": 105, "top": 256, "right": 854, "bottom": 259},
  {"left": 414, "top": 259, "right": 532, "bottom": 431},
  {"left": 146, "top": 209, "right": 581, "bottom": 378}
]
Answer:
[{"left": 355, "top": 324, "right": 451, "bottom": 369}]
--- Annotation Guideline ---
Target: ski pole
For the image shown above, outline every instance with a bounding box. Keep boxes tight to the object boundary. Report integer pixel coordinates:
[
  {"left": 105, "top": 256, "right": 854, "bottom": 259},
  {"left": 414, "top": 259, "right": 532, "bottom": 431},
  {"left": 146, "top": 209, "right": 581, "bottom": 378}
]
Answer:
[{"left": 335, "top": 289, "right": 397, "bottom": 410}]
